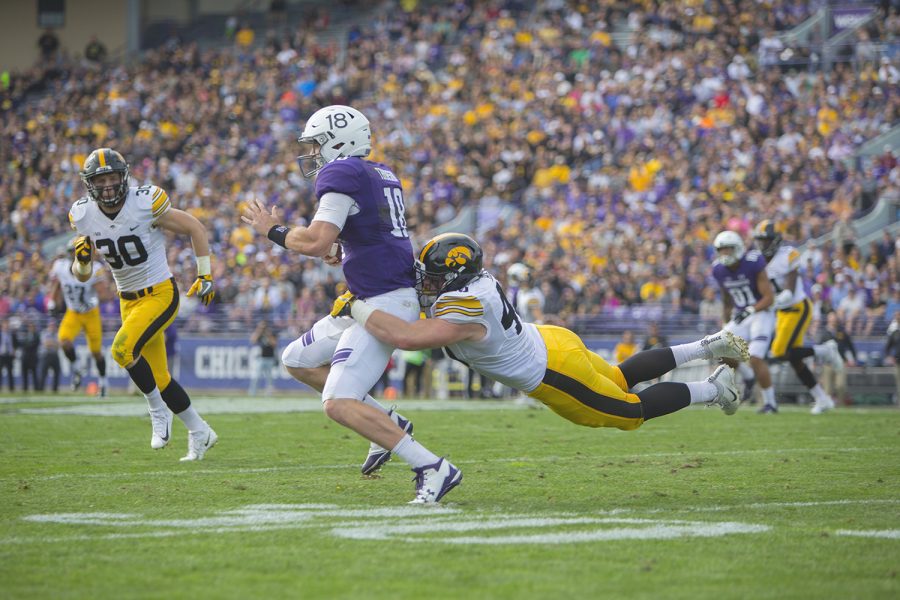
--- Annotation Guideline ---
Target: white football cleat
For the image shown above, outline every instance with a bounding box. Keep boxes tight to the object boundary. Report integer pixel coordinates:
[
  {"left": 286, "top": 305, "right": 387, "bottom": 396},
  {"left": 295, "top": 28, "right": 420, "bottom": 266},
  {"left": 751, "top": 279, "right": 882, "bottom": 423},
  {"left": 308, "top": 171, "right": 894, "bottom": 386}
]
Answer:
[
  {"left": 149, "top": 407, "right": 173, "bottom": 449},
  {"left": 409, "top": 458, "right": 462, "bottom": 504},
  {"left": 180, "top": 426, "right": 218, "bottom": 461},
  {"left": 701, "top": 330, "right": 750, "bottom": 362},
  {"left": 706, "top": 365, "right": 741, "bottom": 415},
  {"left": 810, "top": 395, "right": 835, "bottom": 415}
]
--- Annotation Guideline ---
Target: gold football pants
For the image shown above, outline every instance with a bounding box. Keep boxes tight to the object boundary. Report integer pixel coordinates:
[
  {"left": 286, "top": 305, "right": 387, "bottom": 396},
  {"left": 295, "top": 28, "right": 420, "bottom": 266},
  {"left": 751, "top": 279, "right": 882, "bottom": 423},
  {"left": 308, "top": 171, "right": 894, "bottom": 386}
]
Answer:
[
  {"left": 58, "top": 307, "right": 103, "bottom": 354},
  {"left": 770, "top": 298, "right": 812, "bottom": 358},
  {"left": 112, "top": 277, "right": 178, "bottom": 390},
  {"left": 528, "top": 325, "right": 644, "bottom": 430}
]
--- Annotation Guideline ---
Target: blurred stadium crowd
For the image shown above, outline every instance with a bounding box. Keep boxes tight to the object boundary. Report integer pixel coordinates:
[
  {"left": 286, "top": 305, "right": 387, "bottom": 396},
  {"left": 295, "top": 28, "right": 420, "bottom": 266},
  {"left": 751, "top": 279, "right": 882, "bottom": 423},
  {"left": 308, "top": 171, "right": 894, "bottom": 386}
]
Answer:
[{"left": 1, "top": 0, "right": 899, "bottom": 345}]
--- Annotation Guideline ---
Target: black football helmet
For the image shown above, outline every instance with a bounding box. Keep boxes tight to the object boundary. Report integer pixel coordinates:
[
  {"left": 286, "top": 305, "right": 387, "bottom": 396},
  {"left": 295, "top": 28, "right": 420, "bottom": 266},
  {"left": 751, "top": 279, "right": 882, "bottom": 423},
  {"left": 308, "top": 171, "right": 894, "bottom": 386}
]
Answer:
[
  {"left": 753, "top": 220, "right": 783, "bottom": 260},
  {"left": 415, "top": 233, "right": 484, "bottom": 308},
  {"left": 81, "top": 148, "right": 130, "bottom": 208}
]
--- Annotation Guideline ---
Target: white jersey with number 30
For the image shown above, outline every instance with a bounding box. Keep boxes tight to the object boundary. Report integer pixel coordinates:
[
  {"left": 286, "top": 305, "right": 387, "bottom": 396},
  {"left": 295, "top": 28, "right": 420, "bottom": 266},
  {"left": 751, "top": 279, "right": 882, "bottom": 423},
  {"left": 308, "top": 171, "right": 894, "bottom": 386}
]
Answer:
[
  {"left": 430, "top": 272, "right": 547, "bottom": 393},
  {"left": 68, "top": 185, "right": 173, "bottom": 293}
]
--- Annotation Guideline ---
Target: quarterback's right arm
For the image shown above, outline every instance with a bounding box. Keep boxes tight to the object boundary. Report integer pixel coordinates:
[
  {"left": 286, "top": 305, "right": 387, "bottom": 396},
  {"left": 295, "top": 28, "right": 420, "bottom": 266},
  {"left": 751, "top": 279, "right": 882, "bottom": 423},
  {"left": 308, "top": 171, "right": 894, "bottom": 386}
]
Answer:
[{"left": 241, "top": 198, "right": 340, "bottom": 257}]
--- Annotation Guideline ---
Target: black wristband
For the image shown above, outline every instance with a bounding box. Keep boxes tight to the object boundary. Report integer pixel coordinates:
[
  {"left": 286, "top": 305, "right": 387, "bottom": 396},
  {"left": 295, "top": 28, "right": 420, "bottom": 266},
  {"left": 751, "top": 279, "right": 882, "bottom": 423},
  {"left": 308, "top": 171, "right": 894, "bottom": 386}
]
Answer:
[{"left": 267, "top": 225, "right": 291, "bottom": 248}]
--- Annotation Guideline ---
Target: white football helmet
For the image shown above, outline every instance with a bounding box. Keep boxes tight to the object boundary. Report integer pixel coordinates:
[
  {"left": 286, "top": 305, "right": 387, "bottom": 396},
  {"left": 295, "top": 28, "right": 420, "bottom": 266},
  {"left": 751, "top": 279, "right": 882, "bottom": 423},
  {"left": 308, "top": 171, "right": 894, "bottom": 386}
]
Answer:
[
  {"left": 297, "top": 105, "right": 371, "bottom": 178},
  {"left": 713, "top": 231, "right": 745, "bottom": 267},
  {"left": 507, "top": 263, "right": 531, "bottom": 285}
]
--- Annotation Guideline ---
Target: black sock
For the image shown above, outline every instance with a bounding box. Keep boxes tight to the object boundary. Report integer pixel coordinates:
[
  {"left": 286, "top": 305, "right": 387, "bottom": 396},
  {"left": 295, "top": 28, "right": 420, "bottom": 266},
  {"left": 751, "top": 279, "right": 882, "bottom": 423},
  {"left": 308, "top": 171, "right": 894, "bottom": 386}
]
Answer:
[
  {"left": 63, "top": 346, "right": 76, "bottom": 363},
  {"left": 126, "top": 356, "right": 157, "bottom": 394},
  {"left": 160, "top": 378, "right": 191, "bottom": 413},
  {"left": 791, "top": 359, "right": 818, "bottom": 388},
  {"left": 96, "top": 356, "right": 106, "bottom": 377},
  {"left": 638, "top": 382, "right": 691, "bottom": 420},
  {"left": 619, "top": 348, "right": 676, "bottom": 389}
]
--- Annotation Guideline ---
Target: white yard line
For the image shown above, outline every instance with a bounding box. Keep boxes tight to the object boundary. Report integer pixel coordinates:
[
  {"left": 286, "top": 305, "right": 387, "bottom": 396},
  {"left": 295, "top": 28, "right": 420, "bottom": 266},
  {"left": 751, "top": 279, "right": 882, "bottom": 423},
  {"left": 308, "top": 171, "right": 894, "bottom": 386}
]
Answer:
[
  {"left": 835, "top": 529, "right": 900, "bottom": 540},
  {"left": 5, "top": 499, "right": 896, "bottom": 546}
]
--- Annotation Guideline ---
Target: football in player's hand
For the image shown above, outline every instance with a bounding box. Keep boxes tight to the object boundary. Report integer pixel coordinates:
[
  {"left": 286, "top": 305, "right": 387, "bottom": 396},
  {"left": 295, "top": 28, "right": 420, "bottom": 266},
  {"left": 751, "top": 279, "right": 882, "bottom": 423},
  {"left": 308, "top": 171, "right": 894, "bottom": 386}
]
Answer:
[{"left": 719, "top": 357, "right": 740, "bottom": 369}]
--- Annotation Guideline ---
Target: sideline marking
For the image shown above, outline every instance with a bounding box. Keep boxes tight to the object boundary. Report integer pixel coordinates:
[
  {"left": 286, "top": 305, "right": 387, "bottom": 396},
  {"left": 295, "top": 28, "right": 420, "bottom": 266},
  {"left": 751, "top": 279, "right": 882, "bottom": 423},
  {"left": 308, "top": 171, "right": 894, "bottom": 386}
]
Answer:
[
  {"left": 12, "top": 398, "right": 532, "bottom": 416},
  {"left": 9, "top": 396, "right": 898, "bottom": 416}
]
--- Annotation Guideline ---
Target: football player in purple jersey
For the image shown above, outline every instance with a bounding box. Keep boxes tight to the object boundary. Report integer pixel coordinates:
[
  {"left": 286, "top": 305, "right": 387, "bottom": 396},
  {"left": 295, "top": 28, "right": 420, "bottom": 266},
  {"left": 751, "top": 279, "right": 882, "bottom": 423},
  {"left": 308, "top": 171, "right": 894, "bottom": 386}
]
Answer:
[
  {"left": 242, "top": 105, "right": 460, "bottom": 504},
  {"left": 712, "top": 231, "right": 777, "bottom": 413}
]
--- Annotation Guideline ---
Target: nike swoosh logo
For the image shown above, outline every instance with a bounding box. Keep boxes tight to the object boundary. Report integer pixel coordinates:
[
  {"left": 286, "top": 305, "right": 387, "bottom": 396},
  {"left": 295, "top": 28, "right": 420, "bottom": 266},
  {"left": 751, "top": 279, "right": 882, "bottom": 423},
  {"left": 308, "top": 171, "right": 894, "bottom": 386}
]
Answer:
[
  {"left": 204, "top": 431, "right": 211, "bottom": 447},
  {"left": 130, "top": 225, "right": 139, "bottom": 231},
  {"left": 161, "top": 430, "right": 170, "bottom": 442}
]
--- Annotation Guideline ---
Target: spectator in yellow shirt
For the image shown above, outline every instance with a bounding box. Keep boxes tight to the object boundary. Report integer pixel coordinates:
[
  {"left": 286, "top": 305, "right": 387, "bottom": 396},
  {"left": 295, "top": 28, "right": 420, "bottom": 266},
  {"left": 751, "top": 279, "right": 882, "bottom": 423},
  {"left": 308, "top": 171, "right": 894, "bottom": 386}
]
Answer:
[{"left": 614, "top": 330, "right": 638, "bottom": 365}]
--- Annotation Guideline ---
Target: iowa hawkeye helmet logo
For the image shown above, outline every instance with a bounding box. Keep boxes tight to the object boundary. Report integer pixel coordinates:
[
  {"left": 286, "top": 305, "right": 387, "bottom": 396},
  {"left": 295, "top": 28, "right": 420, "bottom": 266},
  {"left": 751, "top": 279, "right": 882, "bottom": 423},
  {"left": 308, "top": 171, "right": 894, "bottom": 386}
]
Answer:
[{"left": 445, "top": 246, "right": 473, "bottom": 270}]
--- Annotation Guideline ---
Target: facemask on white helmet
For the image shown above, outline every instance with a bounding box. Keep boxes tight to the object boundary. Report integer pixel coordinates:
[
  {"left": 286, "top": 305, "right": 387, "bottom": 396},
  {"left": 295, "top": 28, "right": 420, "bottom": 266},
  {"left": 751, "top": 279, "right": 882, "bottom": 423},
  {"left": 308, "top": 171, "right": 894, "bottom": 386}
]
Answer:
[
  {"left": 713, "top": 231, "right": 745, "bottom": 267},
  {"left": 297, "top": 105, "right": 372, "bottom": 178}
]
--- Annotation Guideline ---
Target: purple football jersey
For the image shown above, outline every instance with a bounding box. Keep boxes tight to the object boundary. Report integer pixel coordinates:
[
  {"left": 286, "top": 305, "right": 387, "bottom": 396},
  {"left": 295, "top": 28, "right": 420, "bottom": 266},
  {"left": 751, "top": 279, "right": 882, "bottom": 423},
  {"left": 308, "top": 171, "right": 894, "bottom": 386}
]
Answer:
[
  {"left": 315, "top": 157, "right": 415, "bottom": 298},
  {"left": 712, "top": 250, "right": 767, "bottom": 309}
]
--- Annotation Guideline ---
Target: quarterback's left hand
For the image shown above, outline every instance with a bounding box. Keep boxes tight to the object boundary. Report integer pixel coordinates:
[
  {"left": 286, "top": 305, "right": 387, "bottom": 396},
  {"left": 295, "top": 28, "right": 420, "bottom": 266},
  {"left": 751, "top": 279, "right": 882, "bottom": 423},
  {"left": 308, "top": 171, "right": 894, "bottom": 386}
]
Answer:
[
  {"left": 330, "top": 291, "right": 356, "bottom": 318},
  {"left": 187, "top": 275, "right": 215, "bottom": 306}
]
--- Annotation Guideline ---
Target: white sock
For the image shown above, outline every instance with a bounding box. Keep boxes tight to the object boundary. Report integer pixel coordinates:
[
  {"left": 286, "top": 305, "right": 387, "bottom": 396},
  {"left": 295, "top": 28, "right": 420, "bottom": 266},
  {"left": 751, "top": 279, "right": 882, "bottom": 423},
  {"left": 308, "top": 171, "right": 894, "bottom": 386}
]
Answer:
[
  {"left": 392, "top": 434, "right": 439, "bottom": 469},
  {"left": 361, "top": 394, "right": 391, "bottom": 415},
  {"left": 145, "top": 388, "right": 165, "bottom": 411},
  {"left": 761, "top": 386, "right": 776, "bottom": 407},
  {"left": 737, "top": 362, "right": 755, "bottom": 381},
  {"left": 176, "top": 406, "right": 206, "bottom": 432},
  {"left": 672, "top": 340, "right": 707, "bottom": 366},
  {"left": 809, "top": 384, "right": 829, "bottom": 402},
  {"left": 686, "top": 381, "right": 719, "bottom": 404}
]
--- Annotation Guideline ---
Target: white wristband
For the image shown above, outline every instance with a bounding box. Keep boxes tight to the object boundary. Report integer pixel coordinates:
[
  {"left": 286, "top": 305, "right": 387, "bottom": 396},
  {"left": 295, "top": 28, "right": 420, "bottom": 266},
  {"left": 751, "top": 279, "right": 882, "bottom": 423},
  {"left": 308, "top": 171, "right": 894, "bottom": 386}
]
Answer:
[
  {"left": 350, "top": 300, "right": 376, "bottom": 327},
  {"left": 196, "top": 255, "right": 211, "bottom": 276},
  {"left": 73, "top": 260, "right": 92, "bottom": 276}
]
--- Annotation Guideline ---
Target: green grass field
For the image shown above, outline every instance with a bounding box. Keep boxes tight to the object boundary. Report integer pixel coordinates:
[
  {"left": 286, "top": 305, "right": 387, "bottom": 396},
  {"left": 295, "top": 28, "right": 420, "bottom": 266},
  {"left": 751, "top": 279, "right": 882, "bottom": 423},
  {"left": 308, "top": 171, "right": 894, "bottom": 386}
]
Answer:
[{"left": 1, "top": 392, "right": 898, "bottom": 599}]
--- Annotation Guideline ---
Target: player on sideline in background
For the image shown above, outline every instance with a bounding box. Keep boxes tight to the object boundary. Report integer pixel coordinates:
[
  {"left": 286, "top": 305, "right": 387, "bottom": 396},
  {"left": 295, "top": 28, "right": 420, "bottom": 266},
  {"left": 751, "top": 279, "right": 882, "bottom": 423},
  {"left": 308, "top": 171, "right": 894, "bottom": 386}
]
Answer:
[
  {"left": 69, "top": 148, "right": 218, "bottom": 461},
  {"left": 331, "top": 233, "right": 749, "bottom": 431},
  {"left": 48, "top": 238, "right": 109, "bottom": 396},
  {"left": 241, "top": 105, "right": 459, "bottom": 504},
  {"left": 753, "top": 221, "right": 843, "bottom": 414},
  {"left": 712, "top": 230, "right": 777, "bottom": 413}
]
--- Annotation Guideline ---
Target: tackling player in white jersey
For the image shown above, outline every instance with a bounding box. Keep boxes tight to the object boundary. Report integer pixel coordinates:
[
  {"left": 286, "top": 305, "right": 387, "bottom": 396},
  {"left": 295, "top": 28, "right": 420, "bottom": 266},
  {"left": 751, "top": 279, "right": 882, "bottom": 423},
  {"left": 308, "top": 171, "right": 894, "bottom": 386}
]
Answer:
[
  {"left": 332, "top": 233, "right": 750, "bottom": 433},
  {"left": 48, "top": 242, "right": 109, "bottom": 396},
  {"left": 68, "top": 147, "right": 217, "bottom": 461},
  {"left": 754, "top": 221, "right": 843, "bottom": 414}
]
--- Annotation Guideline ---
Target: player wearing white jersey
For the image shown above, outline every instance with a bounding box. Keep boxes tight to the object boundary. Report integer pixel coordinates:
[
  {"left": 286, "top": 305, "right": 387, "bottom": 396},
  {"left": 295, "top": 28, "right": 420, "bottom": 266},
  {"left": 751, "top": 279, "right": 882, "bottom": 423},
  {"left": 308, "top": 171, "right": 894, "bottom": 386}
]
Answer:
[
  {"left": 507, "top": 263, "right": 545, "bottom": 324},
  {"left": 333, "top": 234, "right": 750, "bottom": 433},
  {"left": 754, "top": 221, "right": 841, "bottom": 414},
  {"left": 68, "top": 148, "right": 218, "bottom": 460},
  {"left": 48, "top": 246, "right": 108, "bottom": 395}
]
